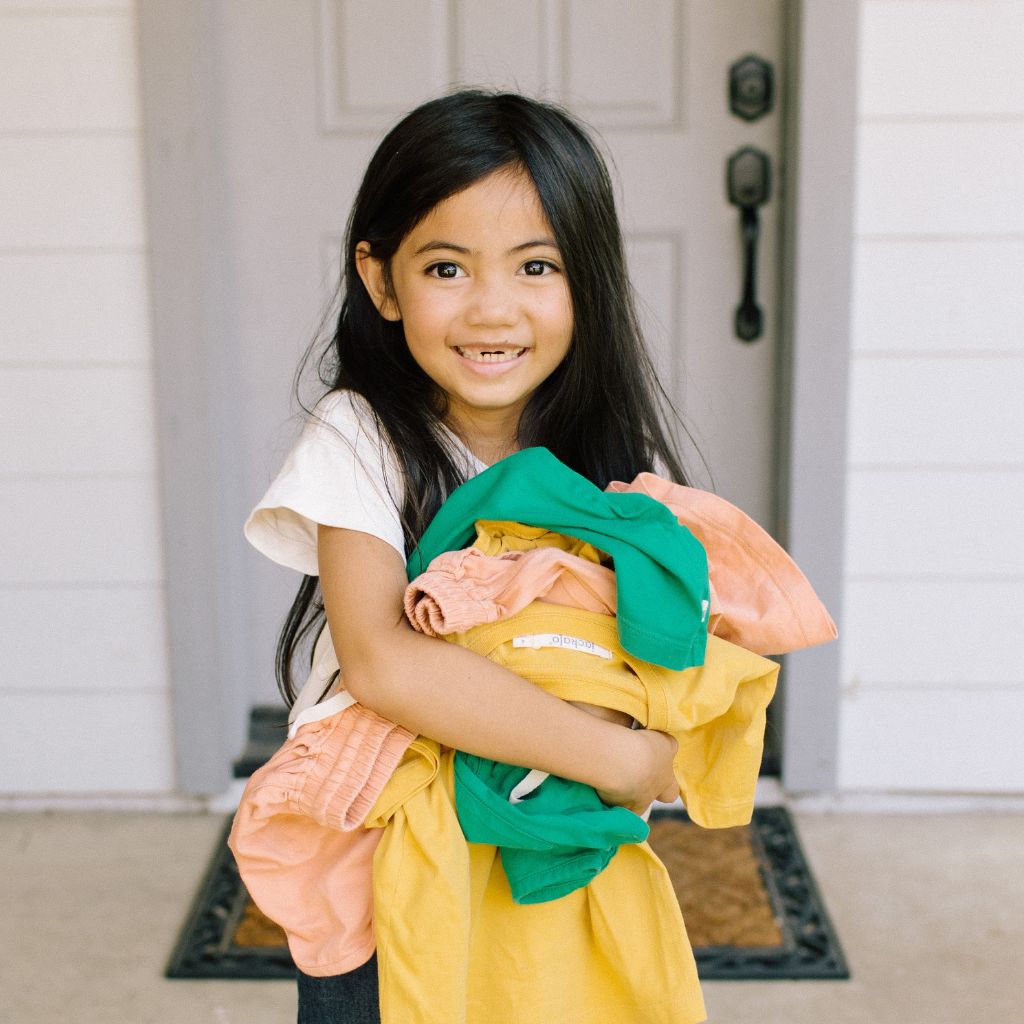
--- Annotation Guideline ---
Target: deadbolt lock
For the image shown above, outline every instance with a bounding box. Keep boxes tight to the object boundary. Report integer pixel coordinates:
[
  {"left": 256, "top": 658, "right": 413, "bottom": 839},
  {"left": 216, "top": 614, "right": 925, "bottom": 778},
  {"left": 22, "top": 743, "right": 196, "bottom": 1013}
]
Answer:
[{"left": 729, "top": 55, "right": 774, "bottom": 122}]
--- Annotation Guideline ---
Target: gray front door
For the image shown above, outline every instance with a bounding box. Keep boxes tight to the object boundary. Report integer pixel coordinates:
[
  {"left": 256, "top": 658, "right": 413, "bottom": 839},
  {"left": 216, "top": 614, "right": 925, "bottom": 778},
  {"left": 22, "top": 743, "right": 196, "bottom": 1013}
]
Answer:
[{"left": 152, "top": 1, "right": 787, "bottom": 791}]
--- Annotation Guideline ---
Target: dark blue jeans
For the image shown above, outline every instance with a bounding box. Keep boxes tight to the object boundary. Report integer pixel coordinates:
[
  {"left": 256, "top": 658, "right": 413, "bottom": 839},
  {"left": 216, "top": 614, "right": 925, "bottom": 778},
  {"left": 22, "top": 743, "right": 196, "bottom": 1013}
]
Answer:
[{"left": 296, "top": 953, "right": 380, "bottom": 1023}]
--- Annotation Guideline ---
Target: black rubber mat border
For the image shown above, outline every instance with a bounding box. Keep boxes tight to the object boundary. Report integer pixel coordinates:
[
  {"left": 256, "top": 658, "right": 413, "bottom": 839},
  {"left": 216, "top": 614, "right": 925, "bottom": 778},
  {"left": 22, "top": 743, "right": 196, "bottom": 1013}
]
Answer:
[{"left": 166, "top": 807, "right": 848, "bottom": 981}]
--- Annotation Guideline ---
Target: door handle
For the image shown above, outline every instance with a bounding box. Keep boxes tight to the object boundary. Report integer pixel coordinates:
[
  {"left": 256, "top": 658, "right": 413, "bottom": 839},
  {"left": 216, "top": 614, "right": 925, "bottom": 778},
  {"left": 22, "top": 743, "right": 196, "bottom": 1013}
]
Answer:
[{"left": 726, "top": 146, "right": 771, "bottom": 342}]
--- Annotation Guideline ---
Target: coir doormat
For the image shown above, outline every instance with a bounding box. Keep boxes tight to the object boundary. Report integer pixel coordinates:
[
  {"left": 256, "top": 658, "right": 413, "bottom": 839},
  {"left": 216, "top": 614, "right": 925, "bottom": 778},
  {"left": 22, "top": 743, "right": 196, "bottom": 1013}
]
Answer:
[{"left": 166, "top": 806, "right": 847, "bottom": 981}]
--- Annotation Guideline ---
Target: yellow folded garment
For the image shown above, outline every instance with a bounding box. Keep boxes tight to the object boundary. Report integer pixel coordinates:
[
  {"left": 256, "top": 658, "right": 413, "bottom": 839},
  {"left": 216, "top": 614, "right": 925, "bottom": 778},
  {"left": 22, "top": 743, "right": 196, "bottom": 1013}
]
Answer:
[
  {"left": 366, "top": 741, "right": 705, "bottom": 1024},
  {"left": 366, "top": 604, "right": 779, "bottom": 1023},
  {"left": 449, "top": 604, "right": 779, "bottom": 829}
]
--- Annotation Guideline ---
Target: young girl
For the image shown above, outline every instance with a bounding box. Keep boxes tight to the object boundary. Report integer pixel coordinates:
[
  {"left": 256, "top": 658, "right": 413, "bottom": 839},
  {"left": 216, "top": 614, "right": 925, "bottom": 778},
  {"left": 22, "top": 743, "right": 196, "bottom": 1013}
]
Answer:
[{"left": 244, "top": 89, "right": 719, "bottom": 1023}]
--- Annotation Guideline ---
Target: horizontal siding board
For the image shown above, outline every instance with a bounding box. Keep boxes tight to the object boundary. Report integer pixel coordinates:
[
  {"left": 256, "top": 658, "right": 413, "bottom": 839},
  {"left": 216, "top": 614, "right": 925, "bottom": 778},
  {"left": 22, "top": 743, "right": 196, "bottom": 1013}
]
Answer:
[
  {"left": 845, "top": 469, "right": 1024, "bottom": 577},
  {"left": 0, "top": 586, "right": 168, "bottom": 692},
  {"left": 860, "top": 1, "right": 1024, "bottom": 118},
  {"left": 0, "top": 477, "right": 164, "bottom": 584},
  {"left": 841, "top": 579, "right": 1024, "bottom": 686},
  {"left": 838, "top": 688, "right": 1024, "bottom": 791},
  {"left": 0, "top": 136, "right": 146, "bottom": 247},
  {"left": 0, "top": 3, "right": 131, "bottom": 10},
  {"left": 0, "top": 253, "right": 151, "bottom": 363},
  {"left": 848, "top": 356, "right": 1024, "bottom": 465},
  {"left": 855, "top": 122, "right": 1024, "bottom": 236},
  {"left": 851, "top": 239, "right": 1024, "bottom": 355},
  {"left": 0, "top": 366, "right": 157, "bottom": 474},
  {"left": 0, "top": 691, "right": 174, "bottom": 793},
  {"left": 0, "top": 12, "right": 138, "bottom": 131}
]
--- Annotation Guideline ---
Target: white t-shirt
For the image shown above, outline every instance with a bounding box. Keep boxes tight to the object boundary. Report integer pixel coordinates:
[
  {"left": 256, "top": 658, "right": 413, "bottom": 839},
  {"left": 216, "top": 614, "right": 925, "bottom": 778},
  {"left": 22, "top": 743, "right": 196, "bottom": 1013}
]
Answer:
[{"left": 244, "top": 389, "right": 487, "bottom": 728}]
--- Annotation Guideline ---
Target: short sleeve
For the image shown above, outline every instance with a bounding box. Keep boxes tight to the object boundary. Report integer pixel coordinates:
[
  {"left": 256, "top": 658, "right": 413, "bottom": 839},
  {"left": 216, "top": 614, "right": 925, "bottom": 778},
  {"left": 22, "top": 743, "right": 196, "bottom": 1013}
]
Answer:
[{"left": 244, "top": 391, "right": 406, "bottom": 574}]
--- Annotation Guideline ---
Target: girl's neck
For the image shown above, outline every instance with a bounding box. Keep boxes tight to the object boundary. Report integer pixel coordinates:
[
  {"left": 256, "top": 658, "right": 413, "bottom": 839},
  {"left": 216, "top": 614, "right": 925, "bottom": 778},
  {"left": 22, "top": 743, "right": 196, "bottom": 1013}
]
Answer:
[{"left": 445, "top": 408, "right": 521, "bottom": 467}]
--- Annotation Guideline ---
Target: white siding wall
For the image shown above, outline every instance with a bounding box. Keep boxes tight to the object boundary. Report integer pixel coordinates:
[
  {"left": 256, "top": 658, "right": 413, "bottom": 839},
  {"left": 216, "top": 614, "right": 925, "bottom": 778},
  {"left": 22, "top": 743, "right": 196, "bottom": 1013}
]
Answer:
[
  {"left": 838, "top": 1, "right": 1024, "bottom": 791},
  {"left": 4, "top": 1, "right": 1020, "bottom": 800},
  {"left": 0, "top": 0, "right": 175, "bottom": 794}
]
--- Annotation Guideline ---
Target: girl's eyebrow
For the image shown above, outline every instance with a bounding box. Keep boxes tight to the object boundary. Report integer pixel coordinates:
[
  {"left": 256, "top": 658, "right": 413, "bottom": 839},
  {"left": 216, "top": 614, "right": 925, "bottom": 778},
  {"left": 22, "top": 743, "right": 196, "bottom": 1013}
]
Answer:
[
  {"left": 414, "top": 240, "right": 471, "bottom": 256},
  {"left": 413, "top": 238, "right": 559, "bottom": 257},
  {"left": 510, "top": 238, "right": 559, "bottom": 253}
]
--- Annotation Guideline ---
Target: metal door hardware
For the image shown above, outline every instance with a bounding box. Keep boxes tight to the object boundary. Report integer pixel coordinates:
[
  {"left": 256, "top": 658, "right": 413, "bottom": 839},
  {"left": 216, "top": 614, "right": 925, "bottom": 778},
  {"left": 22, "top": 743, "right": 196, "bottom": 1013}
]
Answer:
[
  {"left": 729, "top": 55, "right": 774, "bottom": 121},
  {"left": 726, "top": 146, "right": 771, "bottom": 342}
]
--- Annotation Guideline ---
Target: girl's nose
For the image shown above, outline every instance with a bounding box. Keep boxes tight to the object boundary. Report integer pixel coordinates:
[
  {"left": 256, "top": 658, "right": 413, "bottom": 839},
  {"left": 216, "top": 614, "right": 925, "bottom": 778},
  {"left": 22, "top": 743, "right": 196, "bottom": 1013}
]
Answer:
[{"left": 464, "top": 278, "right": 518, "bottom": 328}]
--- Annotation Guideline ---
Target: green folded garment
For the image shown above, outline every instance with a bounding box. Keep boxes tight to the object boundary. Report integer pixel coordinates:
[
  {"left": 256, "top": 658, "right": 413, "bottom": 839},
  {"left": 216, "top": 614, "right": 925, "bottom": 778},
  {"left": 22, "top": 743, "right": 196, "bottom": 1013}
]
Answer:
[
  {"left": 453, "top": 753, "right": 649, "bottom": 904},
  {"left": 408, "top": 446, "right": 709, "bottom": 672}
]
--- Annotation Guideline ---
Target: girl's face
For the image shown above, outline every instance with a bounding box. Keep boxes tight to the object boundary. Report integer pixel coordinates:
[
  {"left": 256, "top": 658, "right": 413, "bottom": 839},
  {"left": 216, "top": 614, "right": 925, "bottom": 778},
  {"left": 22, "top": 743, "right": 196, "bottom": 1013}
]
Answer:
[{"left": 357, "top": 168, "right": 573, "bottom": 448}]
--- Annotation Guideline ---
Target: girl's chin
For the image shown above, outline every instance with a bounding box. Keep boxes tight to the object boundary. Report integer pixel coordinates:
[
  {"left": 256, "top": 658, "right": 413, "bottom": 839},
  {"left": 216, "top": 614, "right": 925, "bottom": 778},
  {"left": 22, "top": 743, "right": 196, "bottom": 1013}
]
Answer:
[{"left": 445, "top": 390, "right": 531, "bottom": 421}]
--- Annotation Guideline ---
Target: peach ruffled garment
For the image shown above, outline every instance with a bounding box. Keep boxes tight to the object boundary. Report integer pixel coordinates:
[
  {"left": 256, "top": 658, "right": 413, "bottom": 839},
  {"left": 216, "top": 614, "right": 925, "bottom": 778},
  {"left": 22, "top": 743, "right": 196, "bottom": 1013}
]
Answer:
[
  {"left": 405, "top": 538, "right": 616, "bottom": 636},
  {"left": 227, "top": 703, "right": 414, "bottom": 975}
]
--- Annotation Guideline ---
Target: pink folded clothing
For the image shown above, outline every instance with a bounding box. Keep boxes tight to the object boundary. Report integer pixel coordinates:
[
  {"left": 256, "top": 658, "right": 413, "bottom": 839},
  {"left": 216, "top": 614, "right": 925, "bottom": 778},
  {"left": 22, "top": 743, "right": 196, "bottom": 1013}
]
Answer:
[
  {"left": 608, "top": 473, "right": 836, "bottom": 654},
  {"left": 228, "top": 703, "right": 415, "bottom": 976},
  {"left": 405, "top": 544, "right": 617, "bottom": 636}
]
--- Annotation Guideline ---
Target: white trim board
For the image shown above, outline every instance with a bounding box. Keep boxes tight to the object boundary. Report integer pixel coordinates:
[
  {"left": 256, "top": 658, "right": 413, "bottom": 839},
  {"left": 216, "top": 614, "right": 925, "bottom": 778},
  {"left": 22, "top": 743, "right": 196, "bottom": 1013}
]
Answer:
[{"left": 775, "top": 0, "right": 858, "bottom": 793}]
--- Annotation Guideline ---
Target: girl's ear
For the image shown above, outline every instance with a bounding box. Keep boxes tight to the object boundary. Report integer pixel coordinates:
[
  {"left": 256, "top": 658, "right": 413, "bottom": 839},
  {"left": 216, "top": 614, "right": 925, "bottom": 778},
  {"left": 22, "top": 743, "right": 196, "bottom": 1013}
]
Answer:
[{"left": 354, "top": 242, "right": 401, "bottom": 321}]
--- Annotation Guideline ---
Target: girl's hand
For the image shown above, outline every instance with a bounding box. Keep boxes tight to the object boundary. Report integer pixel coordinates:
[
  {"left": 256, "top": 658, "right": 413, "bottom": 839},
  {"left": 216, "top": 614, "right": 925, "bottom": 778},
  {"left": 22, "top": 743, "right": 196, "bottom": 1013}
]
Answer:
[{"left": 596, "top": 727, "right": 680, "bottom": 815}]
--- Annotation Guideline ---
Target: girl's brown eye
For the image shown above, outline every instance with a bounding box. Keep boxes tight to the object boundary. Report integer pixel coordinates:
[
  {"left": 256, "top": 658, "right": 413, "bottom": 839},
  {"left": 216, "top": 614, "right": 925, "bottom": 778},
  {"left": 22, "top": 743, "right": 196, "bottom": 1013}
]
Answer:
[
  {"left": 428, "top": 262, "right": 461, "bottom": 279},
  {"left": 523, "top": 260, "right": 556, "bottom": 276}
]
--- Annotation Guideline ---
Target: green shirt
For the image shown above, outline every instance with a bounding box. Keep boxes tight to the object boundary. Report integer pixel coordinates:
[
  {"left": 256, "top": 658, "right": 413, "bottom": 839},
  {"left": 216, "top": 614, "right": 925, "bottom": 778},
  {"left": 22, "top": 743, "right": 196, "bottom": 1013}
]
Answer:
[
  {"left": 454, "top": 754, "right": 649, "bottom": 905},
  {"left": 408, "top": 446, "right": 709, "bottom": 671}
]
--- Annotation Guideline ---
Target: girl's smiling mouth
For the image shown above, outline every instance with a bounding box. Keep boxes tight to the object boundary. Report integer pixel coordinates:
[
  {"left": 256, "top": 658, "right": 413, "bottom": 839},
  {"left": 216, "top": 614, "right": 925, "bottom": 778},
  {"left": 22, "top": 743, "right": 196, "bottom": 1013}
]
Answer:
[{"left": 453, "top": 346, "right": 528, "bottom": 365}]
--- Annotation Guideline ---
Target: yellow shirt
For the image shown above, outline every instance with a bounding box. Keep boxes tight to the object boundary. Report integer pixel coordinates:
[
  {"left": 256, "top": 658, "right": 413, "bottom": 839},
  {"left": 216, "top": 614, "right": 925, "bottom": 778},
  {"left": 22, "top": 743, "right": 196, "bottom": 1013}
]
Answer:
[{"left": 365, "top": 604, "right": 779, "bottom": 1023}]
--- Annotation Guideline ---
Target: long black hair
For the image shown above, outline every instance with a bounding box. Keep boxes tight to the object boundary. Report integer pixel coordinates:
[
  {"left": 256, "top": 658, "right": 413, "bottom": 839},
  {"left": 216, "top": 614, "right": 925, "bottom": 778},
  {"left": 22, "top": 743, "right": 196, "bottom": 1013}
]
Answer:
[{"left": 277, "top": 89, "right": 697, "bottom": 706}]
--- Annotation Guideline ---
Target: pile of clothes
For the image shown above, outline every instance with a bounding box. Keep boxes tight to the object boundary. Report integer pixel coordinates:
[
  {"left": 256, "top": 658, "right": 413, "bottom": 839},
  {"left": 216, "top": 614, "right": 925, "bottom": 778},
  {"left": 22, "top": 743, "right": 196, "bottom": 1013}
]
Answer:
[{"left": 230, "top": 448, "right": 836, "bottom": 1024}]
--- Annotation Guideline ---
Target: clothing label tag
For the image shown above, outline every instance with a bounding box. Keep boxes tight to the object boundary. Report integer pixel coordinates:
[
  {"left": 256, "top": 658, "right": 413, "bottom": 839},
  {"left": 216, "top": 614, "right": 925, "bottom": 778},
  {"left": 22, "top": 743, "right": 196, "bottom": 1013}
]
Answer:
[
  {"left": 508, "top": 768, "right": 550, "bottom": 804},
  {"left": 511, "top": 633, "right": 613, "bottom": 659},
  {"left": 701, "top": 598, "right": 710, "bottom": 622}
]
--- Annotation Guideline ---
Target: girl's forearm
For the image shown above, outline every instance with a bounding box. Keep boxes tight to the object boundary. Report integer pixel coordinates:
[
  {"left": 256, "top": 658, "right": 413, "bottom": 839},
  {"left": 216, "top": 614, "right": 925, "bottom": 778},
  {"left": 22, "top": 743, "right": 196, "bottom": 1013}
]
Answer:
[
  {"left": 343, "top": 625, "right": 636, "bottom": 793},
  {"left": 315, "top": 523, "right": 657, "bottom": 800}
]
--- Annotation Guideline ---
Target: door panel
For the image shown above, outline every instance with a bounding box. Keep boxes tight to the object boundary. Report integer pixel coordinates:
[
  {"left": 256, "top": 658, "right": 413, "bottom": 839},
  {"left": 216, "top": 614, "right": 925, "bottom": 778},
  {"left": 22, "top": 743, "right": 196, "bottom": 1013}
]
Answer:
[{"left": 211, "top": 0, "right": 785, "bottom": 704}]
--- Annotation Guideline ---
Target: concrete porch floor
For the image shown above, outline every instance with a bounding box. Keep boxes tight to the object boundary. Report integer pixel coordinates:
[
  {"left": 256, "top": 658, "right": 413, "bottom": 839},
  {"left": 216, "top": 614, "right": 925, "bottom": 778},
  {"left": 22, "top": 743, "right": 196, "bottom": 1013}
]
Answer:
[{"left": 0, "top": 811, "right": 1019, "bottom": 1024}]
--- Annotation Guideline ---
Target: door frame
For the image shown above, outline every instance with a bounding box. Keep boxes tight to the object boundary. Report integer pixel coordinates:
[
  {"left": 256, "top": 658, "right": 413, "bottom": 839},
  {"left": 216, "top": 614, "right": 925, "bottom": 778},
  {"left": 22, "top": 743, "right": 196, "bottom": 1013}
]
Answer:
[
  {"left": 138, "top": 0, "right": 858, "bottom": 796},
  {"left": 776, "top": 0, "right": 858, "bottom": 792}
]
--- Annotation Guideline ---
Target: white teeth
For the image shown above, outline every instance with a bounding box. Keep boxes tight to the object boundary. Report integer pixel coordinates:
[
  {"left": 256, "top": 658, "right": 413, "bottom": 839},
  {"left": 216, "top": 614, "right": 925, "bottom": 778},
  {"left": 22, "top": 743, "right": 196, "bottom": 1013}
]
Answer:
[{"left": 455, "top": 347, "right": 526, "bottom": 364}]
